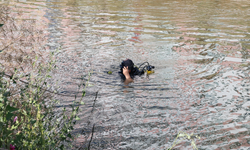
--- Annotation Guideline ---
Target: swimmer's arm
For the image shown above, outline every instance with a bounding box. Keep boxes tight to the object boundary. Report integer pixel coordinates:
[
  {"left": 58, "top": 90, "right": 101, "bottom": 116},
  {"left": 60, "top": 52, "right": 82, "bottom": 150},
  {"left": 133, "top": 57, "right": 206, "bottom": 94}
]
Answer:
[{"left": 123, "top": 66, "right": 133, "bottom": 85}]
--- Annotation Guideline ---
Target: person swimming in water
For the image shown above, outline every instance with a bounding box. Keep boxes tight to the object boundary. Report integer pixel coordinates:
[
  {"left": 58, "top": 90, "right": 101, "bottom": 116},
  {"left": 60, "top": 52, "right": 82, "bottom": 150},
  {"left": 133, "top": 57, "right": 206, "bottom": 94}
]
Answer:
[
  {"left": 119, "top": 59, "right": 143, "bottom": 85},
  {"left": 119, "top": 59, "right": 155, "bottom": 85}
]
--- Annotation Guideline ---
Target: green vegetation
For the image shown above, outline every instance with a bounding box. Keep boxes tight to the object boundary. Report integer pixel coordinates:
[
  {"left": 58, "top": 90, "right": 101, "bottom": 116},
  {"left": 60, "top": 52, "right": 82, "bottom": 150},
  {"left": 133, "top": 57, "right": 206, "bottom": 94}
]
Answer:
[
  {"left": 0, "top": 52, "right": 88, "bottom": 149},
  {"left": 168, "top": 131, "right": 200, "bottom": 150},
  {"left": 0, "top": 5, "right": 90, "bottom": 149}
]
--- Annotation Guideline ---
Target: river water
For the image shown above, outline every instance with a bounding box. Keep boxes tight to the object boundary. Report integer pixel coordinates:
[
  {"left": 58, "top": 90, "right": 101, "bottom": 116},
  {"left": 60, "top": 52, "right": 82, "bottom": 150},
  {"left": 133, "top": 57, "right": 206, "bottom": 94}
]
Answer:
[{"left": 2, "top": 0, "right": 250, "bottom": 149}]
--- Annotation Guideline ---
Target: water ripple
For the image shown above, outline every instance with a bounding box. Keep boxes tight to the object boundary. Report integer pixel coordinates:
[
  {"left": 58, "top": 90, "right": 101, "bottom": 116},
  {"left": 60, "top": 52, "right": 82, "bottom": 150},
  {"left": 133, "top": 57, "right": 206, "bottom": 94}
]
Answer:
[{"left": 4, "top": 0, "right": 250, "bottom": 149}]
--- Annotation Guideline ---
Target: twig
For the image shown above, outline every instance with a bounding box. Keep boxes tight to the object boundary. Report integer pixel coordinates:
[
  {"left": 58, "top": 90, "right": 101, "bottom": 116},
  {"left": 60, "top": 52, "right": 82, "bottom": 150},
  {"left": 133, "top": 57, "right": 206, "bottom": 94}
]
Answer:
[
  {"left": 79, "top": 91, "right": 98, "bottom": 150},
  {"left": 0, "top": 42, "right": 13, "bottom": 52},
  {"left": 87, "top": 124, "right": 95, "bottom": 150},
  {"left": 91, "top": 91, "right": 98, "bottom": 113}
]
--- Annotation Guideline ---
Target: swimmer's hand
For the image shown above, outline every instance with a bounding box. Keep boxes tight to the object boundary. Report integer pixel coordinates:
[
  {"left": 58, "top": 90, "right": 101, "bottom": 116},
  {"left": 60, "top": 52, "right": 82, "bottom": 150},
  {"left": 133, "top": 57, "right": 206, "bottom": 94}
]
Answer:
[
  {"left": 123, "top": 66, "right": 133, "bottom": 85},
  {"left": 123, "top": 66, "right": 130, "bottom": 76}
]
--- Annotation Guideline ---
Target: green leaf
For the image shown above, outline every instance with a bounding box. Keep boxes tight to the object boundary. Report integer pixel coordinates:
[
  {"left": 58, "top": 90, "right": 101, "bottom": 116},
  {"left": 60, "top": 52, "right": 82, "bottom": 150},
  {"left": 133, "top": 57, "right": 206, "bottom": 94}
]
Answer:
[
  {"left": 67, "top": 133, "right": 72, "bottom": 138},
  {"left": 75, "top": 116, "right": 80, "bottom": 121},
  {"left": 0, "top": 95, "right": 3, "bottom": 102},
  {"left": 88, "top": 84, "right": 94, "bottom": 87},
  {"left": 22, "top": 109, "right": 27, "bottom": 115},
  {"left": 82, "top": 91, "right": 86, "bottom": 97},
  {"left": 30, "top": 119, "right": 36, "bottom": 125},
  {"left": 0, "top": 103, "right": 3, "bottom": 107},
  {"left": 4, "top": 91, "right": 10, "bottom": 97},
  {"left": 11, "top": 124, "right": 18, "bottom": 130},
  {"left": 69, "top": 125, "right": 74, "bottom": 130},
  {"left": 80, "top": 101, "right": 84, "bottom": 105},
  {"left": 0, "top": 24, "right": 3, "bottom": 27},
  {"left": 60, "top": 144, "right": 64, "bottom": 150},
  {"left": 6, "top": 112, "right": 14, "bottom": 121},
  {"left": 6, "top": 105, "right": 19, "bottom": 112}
]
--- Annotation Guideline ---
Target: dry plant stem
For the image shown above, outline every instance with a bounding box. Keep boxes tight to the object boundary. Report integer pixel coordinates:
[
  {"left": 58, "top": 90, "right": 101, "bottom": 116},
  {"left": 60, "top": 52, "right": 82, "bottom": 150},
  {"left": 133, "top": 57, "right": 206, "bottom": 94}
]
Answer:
[{"left": 168, "top": 131, "right": 199, "bottom": 150}]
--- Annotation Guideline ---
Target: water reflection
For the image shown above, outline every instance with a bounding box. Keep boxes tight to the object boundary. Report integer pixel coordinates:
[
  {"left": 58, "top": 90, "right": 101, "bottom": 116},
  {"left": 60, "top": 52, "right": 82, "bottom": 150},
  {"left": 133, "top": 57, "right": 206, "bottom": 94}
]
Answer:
[{"left": 2, "top": 0, "right": 250, "bottom": 149}]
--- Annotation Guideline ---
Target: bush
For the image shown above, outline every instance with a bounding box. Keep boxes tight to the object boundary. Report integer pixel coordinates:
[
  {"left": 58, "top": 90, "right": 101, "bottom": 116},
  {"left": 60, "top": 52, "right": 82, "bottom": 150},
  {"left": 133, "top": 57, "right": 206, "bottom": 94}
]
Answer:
[
  {"left": 0, "top": 52, "right": 87, "bottom": 149},
  {"left": 0, "top": 5, "right": 87, "bottom": 149}
]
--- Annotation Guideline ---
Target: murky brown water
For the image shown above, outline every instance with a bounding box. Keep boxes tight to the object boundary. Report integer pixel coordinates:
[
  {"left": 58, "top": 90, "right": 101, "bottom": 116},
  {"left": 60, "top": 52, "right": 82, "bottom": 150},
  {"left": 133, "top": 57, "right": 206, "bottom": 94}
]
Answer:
[{"left": 2, "top": 0, "right": 250, "bottom": 149}]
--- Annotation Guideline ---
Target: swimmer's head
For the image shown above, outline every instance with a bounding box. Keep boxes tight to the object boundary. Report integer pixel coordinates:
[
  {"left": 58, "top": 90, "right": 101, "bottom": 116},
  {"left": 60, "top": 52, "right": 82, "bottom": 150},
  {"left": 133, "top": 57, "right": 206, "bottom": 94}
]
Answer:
[{"left": 121, "top": 59, "right": 134, "bottom": 73}]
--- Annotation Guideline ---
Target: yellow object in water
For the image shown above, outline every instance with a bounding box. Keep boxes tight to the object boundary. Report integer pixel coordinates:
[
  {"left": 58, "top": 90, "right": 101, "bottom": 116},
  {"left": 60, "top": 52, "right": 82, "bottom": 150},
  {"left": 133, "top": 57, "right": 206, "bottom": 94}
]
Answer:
[
  {"left": 107, "top": 71, "right": 112, "bottom": 74},
  {"left": 147, "top": 70, "right": 154, "bottom": 74}
]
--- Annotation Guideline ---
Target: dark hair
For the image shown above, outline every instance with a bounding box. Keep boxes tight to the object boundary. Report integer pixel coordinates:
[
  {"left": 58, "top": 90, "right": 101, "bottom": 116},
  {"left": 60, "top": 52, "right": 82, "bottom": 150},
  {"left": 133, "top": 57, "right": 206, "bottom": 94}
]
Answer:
[{"left": 120, "top": 59, "right": 134, "bottom": 72}]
